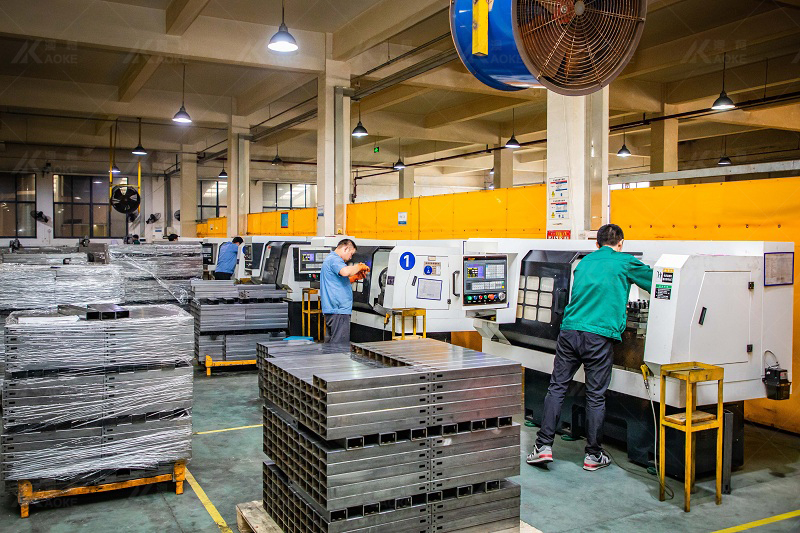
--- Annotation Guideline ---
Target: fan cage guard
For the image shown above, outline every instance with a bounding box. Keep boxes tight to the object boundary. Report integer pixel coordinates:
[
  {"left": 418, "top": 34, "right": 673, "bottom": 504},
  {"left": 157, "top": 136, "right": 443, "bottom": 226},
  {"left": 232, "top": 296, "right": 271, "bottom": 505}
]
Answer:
[
  {"left": 110, "top": 185, "right": 141, "bottom": 214},
  {"left": 512, "top": 0, "right": 646, "bottom": 95}
]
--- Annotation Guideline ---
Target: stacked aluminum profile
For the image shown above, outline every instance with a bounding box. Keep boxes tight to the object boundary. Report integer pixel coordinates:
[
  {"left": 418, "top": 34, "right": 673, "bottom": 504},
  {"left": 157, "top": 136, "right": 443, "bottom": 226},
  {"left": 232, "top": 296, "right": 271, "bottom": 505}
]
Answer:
[
  {"left": 1, "top": 252, "right": 89, "bottom": 265},
  {"left": 108, "top": 244, "right": 203, "bottom": 304},
  {"left": 260, "top": 339, "right": 522, "bottom": 533},
  {"left": 191, "top": 283, "right": 289, "bottom": 365},
  {"left": 1, "top": 305, "right": 193, "bottom": 491},
  {"left": 0, "top": 264, "right": 125, "bottom": 311}
]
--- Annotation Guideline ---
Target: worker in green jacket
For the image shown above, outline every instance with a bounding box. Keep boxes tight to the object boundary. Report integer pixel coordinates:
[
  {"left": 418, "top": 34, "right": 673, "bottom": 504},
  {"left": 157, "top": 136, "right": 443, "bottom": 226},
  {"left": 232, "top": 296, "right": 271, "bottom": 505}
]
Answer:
[{"left": 527, "top": 224, "right": 654, "bottom": 471}]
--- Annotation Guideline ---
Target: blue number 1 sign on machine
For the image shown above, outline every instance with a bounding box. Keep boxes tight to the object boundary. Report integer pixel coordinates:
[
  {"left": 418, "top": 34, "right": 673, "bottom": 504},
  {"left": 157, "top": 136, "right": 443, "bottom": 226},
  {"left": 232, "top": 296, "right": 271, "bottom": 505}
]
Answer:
[{"left": 400, "top": 252, "right": 415, "bottom": 271}]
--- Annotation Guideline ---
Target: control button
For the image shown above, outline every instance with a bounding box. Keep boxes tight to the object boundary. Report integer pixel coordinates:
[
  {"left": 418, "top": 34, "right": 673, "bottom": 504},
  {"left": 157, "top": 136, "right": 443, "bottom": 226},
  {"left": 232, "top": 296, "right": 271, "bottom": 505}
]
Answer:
[
  {"left": 498, "top": 292, "right": 506, "bottom": 301},
  {"left": 488, "top": 294, "right": 495, "bottom": 301},
  {"left": 467, "top": 296, "right": 472, "bottom": 301}
]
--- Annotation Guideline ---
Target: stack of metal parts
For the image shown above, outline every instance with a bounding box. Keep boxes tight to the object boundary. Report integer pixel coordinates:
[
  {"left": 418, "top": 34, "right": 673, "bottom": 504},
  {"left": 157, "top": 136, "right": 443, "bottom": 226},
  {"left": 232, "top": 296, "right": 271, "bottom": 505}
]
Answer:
[
  {"left": 259, "top": 339, "right": 522, "bottom": 533},
  {"left": 0, "top": 305, "right": 193, "bottom": 491},
  {"left": 191, "top": 284, "right": 289, "bottom": 364},
  {"left": 0, "top": 264, "right": 125, "bottom": 311},
  {"left": 108, "top": 244, "right": 203, "bottom": 304},
  {"left": 1, "top": 252, "right": 88, "bottom": 265}
]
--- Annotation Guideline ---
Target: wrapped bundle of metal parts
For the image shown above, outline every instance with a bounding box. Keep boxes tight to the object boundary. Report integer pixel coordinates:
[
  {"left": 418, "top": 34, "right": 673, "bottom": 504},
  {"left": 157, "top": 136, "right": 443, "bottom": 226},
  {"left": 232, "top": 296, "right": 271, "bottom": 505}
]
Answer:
[
  {"left": 1, "top": 305, "right": 193, "bottom": 491},
  {"left": 260, "top": 339, "right": 521, "bottom": 533},
  {"left": 1, "top": 252, "right": 89, "bottom": 265},
  {"left": 109, "top": 244, "right": 202, "bottom": 304},
  {"left": 0, "top": 264, "right": 125, "bottom": 311},
  {"left": 191, "top": 286, "right": 289, "bottom": 364}
]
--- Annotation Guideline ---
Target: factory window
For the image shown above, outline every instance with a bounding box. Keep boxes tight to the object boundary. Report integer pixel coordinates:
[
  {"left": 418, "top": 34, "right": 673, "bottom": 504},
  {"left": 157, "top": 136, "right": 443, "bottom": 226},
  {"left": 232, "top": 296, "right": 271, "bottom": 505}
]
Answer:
[
  {"left": 262, "top": 183, "right": 316, "bottom": 212},
  {"left": 0, "top": 173, "right": 36, "bottom": 238},
  {"left": 53, "top": 175, "right": 129, "bottom": 238},
  {"left": 197, "top": 180, "right": 228, "bottom": 221}
]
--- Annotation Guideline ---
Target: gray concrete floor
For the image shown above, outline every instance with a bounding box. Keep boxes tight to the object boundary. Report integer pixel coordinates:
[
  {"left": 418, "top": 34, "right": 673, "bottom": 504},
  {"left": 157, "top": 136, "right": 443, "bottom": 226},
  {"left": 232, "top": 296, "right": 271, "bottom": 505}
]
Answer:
[{"left": 1, "top": 369, "right": 799, "bottom": 532}]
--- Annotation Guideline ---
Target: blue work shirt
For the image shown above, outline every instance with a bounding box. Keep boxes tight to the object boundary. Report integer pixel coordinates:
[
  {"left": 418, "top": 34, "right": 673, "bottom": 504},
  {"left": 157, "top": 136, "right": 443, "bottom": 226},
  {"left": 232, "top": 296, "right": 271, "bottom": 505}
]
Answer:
[
  {"left": 321, "top": 251, "right": 353, "bottom": 315},
  {"left": 216, "top": 242, "right": 239, "bottom": 274}
]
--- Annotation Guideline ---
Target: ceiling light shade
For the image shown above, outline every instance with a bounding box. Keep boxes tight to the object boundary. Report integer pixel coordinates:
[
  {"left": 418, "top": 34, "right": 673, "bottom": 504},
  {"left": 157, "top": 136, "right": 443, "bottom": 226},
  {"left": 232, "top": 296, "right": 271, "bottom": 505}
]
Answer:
[
  {"left": 617, "top": 143, "right": 631, "bottom": 158},
  {"left": 111, "top": 164, "right": 121, "bottom": 174},
  {"left": 393, "top": 158, "right": 406, "bottom": 171},
  {"left": 172, "top": 105, "right": 192, "bottom": 124},
  {"left": 218, "top": 169, "right": 228, "bottom": 179},
  {"left": 268, "top": 2, "right": 298, "bottom": 53},
  {"left": 718, "top": 155, "right": 732, "bottom": 166},
  {"left": 489, "top": 167, "right": 495, "bottom": 175},
  {"left": 132, "top": 143, "right": 147, "bottom": 156},
  {"left": 351, "top": 120, "right": 368, "bottom": 137},
  {"left": 505, "top": 135, "right": 520, "bottom": 149},
  {"left": 272, "top": 154, "right": 283, "bottom": 165},
  {"left": 711, "top": 90, "right": 736, "bottom": 110}
]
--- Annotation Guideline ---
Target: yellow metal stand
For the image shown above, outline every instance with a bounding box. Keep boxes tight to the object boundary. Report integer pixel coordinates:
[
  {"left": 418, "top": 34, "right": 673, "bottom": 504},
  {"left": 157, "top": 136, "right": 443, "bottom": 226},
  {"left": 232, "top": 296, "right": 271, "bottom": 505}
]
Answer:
[
  {"left": 18, "top": 460, "right": 185, "bottom": 518},
  {"left": 659, "top": 362, "right": 724, "bottom": 512},
  {"left": 386, "top": 308, "right": 427, "bottom": 340},
  {"left": 204, "top": 355, "right": 256, "bottom": 376},
  {"left": 302, "top": 288, "right": 324, "bottom": 341}
]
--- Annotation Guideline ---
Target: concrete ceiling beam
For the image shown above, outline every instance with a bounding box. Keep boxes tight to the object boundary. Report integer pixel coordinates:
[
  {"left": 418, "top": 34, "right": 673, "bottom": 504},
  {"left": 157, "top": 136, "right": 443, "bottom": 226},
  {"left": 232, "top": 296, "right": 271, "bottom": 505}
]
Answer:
[
  {"left": 424, "top": 96, "right": 535, "bottom": 129},
  {"left": 118, "top": 54, "right": 165, "bottom": 102},
  {"left": 166, "top": 0, "right": 211, "bottom": 36}
]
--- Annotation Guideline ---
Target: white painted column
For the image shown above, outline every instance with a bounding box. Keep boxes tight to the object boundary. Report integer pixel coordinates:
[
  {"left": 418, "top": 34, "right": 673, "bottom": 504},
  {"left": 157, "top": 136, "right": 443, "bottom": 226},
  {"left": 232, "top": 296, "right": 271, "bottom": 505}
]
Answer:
[
  {"left": 179, "top": 148, "right": 197, "bottom": 238},
  {"left": 545, "top": 88, "right": 609, "bottom": 238},
  {"left": 36, "top": 170, "right": 54, "bottom": 245},
  {"left": 399, "top": 167, "right": 415, "bottom": 198},
  {"left": 226, "top": 117, "right": 250, "bottom": 237},
  {"left": 316, "top": 59, "right": 350, "bottom": 236},
  {"left": 650, "top": 104, "right": 679, "bottom": 185},
  {"left": 249, "top": 181, "right": 263, "bottom": 214},
  {"left": 493, "top": 146, "right": 514, "bottom": 189}
]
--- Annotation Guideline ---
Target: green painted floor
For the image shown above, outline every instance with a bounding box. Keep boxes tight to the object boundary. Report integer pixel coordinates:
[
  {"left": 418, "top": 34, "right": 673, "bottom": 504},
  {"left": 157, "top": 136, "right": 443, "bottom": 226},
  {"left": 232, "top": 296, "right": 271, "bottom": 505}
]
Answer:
[{"left": 1, "top": 369, "right": 799, "bottom": 533}]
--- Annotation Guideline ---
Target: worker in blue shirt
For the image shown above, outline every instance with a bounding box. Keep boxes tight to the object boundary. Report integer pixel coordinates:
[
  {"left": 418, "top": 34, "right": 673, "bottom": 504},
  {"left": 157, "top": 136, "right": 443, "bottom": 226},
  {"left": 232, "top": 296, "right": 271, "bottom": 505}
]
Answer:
[
  {"left": 320, "top": 239, "right": 369, "bottom": 346},
  {"left": 214, "top": 236, "right": 243, "bottom": 281}
]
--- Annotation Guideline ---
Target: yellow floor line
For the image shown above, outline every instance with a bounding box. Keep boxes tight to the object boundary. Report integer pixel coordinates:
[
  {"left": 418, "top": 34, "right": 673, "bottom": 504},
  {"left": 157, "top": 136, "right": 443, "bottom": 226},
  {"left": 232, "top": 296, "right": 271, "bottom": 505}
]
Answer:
[
  {"left": 185, "top": 468, "right": 233, "bottom": 533},
  {"left": 712, "top": 509, "right": 800, "bottom": 533},
  {"left": 194, "top": 424, "right": 260, "bottom": 435}
]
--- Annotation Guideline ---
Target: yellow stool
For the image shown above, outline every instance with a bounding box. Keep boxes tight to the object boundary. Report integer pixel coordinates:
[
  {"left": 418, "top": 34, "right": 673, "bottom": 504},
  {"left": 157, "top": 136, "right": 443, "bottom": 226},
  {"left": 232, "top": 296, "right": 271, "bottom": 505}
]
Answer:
[
  {"left": 301, "top": 288, "right": 324, "bottom": 341},
  {"left": 385, "top": 308, "right": 427, "bottom": 340},
  {"left": 659, "top": 362, "right": 724, "bottom": 512}
]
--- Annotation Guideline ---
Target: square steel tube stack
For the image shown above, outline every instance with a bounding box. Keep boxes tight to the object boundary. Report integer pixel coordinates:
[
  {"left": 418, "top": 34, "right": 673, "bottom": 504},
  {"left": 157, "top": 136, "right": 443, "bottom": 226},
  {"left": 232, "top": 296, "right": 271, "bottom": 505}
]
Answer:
[{"left": 260, "top": 338, "right": 522, "bottom": 533}]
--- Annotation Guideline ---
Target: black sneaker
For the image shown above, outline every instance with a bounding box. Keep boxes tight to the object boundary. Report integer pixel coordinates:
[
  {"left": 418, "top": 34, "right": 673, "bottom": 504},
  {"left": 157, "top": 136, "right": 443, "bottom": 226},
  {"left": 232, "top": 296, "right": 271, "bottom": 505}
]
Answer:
[{"left": 583, "top": 451, "right": 611, "bottom": 471}]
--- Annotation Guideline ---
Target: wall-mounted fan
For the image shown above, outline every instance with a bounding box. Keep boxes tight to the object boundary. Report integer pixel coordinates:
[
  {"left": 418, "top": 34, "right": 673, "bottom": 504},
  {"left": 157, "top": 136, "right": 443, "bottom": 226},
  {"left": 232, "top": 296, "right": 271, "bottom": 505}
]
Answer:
[
  {"left": 30, "top": 210, "right": 50, "bottom": 223},
  {"left": 128, "top": 211, "right": 140, "bottom": 224},
  {"left": 451, "top": 0, "right": 646, "bottom": 95},
  {"left": 110, "top": 185, "right": 141, "bottom": 214},
  {"left": 146, "top": 213, "right": 162, "bottom": 225},
  {"left": 174, "top": 210, "right": 181, "bottom": 221}
]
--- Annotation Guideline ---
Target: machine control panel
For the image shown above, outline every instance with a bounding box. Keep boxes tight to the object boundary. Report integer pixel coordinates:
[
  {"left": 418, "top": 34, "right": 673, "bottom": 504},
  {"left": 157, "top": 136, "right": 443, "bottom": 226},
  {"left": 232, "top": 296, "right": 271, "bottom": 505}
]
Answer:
[
  {"left": 244, "top": 243, "right": 265, "bottom": 272},
  {"left": 294, "top": 247, "right": 331, "bottom": 282},
  {"left": 463, "top": 255, "right": 508, "bottom": 306},
  {"left": 201, "top": 243, "right": 214, "bottom": 266}
]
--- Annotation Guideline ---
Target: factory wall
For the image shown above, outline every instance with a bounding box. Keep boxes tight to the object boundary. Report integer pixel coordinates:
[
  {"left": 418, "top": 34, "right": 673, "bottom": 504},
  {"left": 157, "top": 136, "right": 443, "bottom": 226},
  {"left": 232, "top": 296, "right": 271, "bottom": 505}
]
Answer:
[
  {"left": 246, "top": 208, "right": 317, "bottom": 237},
  {"left": 347, "top": 184, "right": 547, "bottom": 240},
  {"left": 612, "top": 178, "right": 800, "bottom": 434}
]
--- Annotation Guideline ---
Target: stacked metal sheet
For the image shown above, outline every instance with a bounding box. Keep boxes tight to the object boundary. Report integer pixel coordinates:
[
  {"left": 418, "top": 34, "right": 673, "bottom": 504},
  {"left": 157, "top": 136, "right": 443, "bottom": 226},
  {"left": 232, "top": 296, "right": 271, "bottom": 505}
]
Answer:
[
  {"left": 259, "top": 339, "right": 522, "bottom": 533},
  {"left": 1, "top": 252, "right": 88, "bottom": 265},
  {"left": 1, "top": 305, "right": 193, "bottom": 491},
  {"left": 0, "top": 264, "right": 125, "bottom": 311},
  {"left": 108, "top": 244, "right": 203, "bottom": 304},
  {"left": 191, "top": 284, "right": 289, "bottom": 364}
]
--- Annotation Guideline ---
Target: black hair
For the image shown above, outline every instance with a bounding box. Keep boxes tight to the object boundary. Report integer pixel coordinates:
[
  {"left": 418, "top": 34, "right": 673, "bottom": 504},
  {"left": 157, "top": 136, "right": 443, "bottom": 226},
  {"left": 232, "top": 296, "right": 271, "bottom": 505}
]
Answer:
[
  {"left": 232, "top": 236, "right": 244, "bottom": 244},
  {"left": 133, "top": 234, "right": 139, "bottom": 239},
  {"left": 167, "top": 234, "right": 179, "bottom": 241},
  {"left": 337, "top": 238, "right": 357, "bottom": 251},
  {"left": 597, "top": 224, "right": 624, "bottom": 247}
]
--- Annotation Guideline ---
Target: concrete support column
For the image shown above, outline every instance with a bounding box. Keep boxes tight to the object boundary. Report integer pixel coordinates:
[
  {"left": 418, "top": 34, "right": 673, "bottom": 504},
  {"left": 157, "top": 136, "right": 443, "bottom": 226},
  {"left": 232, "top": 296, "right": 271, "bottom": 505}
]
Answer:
[
  {"left": 249, "top": 181, "right": 263, "bottom": 214},
  {"left": 650, "top": 104, "right": 679, "bottom": 185},
  {"left": 399, "top": 167, "right": 415, "bottom": 198},
  {"left": 546, "top": 88, "right": 609, "bottom": 238},
  {"left": 493, "top": 146, "right": 514, "bottom": 189},
  {"left": 226, "top": 117, "right": 250, "bottom": 237},
  {"left": 36, "top": 170, "right": 54, "bottom": 245},
  {"left": 179, "top": 148, "right": 197, "bottom": 238},
  {"left": 316, "top": 59, "right": 351, "bottom": 236}
]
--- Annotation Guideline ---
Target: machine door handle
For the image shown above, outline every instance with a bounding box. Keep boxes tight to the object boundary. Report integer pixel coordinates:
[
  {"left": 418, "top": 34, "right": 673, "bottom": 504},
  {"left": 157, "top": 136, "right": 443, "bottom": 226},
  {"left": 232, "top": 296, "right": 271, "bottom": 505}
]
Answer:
[
  {"left": 453, "top": 270, "right": 461, "bottom": 297},
  {"left": 699, "top": 307, "right": 707, "bottom": 325},
  {"left": 554, "top": 288, "right": 568, "bottom": 315}
]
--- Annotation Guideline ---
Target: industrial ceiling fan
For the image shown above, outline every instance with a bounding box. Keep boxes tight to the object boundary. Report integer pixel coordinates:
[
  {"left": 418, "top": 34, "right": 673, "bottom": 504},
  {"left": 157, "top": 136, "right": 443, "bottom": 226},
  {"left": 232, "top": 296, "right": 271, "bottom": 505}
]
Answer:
[{"left": 451, "top": 0, "right": 647, "bottom": 95}]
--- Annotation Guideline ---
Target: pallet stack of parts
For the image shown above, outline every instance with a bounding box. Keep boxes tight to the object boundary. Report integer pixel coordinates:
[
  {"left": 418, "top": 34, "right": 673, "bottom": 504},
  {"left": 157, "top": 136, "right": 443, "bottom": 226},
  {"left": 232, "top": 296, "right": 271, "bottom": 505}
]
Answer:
[
  {"left": 1, "top": 252, "right": 89, "bottom": 265},
  {"left": 191, "top": 283, "right": 290, "bottom": 365},
  {"left": 108, "top": 244, "right": 203, "bottom": 304},
  {"left": 0, "top": 305, "right": 193, "bottom": 494},
  {"left": 259, "top": 338, "right": 522, "bottom": 533}
]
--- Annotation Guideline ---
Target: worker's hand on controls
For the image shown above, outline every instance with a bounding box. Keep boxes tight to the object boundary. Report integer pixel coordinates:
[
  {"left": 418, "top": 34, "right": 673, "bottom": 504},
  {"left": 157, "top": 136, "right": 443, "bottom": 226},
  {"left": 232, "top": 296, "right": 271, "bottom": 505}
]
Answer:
[
  {"left": 349, "top": 270, "right": 368, "bottom": 283},
  {"left": 358, "top": 263, "right": 370, "bottom": 273}
]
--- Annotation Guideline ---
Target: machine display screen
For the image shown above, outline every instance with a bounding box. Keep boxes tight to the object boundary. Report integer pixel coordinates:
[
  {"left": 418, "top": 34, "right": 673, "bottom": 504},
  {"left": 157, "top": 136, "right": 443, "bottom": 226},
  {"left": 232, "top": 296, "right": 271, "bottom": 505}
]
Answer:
[
  {"left": 201, "top": 243, "right": 214, "bottom": 265},
  {"left": 463, "top": 255, "right": 508, "bottom": 306},
  {"left": 298, "top": 248, "right": 330, "bottom": 274},
  {"left": 245, "top": 243, "right": 264, "bottom": 271}
]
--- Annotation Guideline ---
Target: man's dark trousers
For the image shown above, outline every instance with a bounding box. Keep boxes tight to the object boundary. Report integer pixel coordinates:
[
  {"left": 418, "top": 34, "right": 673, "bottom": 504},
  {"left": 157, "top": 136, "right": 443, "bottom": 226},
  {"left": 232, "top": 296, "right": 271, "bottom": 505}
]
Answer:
[
  {"left": 535, "top": 329, "right": 614, "bottom": 456},
  {"left": 324, "top": 314, "right": 351, "bottom": 347}
]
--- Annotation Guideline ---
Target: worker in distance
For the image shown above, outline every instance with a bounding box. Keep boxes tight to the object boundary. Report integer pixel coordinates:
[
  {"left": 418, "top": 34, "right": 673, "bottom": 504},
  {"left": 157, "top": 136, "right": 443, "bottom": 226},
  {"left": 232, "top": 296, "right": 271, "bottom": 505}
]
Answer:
[
  {"left": 320, "top": 239, "right": 370, "bottom": 346},
  {"left": 214, "top": 236, "right": 243, "bottom": 281},
  {"left": 527, "top": 224, "right": 653, "bottom": 471}
]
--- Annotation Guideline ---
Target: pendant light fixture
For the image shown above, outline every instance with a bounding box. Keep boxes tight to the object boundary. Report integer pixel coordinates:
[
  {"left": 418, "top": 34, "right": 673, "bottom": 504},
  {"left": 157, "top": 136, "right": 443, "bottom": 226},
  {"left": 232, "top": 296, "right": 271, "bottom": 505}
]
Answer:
[
  {"left": 711, "top": 52, "right": 736, "bottom": 111},
  {"left": 268, "top": 0, "right": 298, "bottom": 53},
  {"left": 718, "top": 137, "right": 732, "bottom": 166},
  {"left": 351, "top": 101, "right": 368, "bottom": 137},
  {"left": 505, "top": 108, "right": 520, "bottom": 149},
  {"left": 393, "top": 138, "right": 405, "bottom": 170},
  {"left": 617, "top": 132, "right": 631, "bottom": 158},
  {"left": 272, "top": 144, "right": 283, "bottom": 165},
  {"left": 132, "top": 117, "right": 147, "bottom": 156},
  {"left": 111, "top": 119, "right": 121, "bottom": 173},
  {"left": 489, "top": 167, "right": 495, "bottom": 175},
  {"left": 218, "top": 167, "right": 228, "bottom": 179},
  {"left": 172, "top": 64, "right": 192, "bottom": 124}
]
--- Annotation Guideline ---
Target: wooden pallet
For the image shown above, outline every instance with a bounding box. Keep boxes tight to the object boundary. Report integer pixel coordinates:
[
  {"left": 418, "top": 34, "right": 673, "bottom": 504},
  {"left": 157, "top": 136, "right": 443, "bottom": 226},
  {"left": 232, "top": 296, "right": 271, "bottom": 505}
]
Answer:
[
  {"left": 18, "top": 461, "right": 185, "bottom": 518},
  {"left": 235, "top": 500, "right": 542, "bottom": 533}
]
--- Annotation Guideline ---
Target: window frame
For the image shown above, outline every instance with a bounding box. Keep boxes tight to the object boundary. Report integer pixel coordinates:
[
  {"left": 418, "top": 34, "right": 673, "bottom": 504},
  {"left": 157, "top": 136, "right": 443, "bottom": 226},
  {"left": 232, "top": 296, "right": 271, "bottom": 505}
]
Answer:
[
  {"left": 262, "top": 183, "right": 316, "bottom": 212},
  {"left": 0, "top": 172, "right": 37, "bottom": 239},
  {"left": 52, "top": 174, "right": 128, "bottom": 239},
  {"left": 197, "top": 179, "right": 228, "bottom": 221}
]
